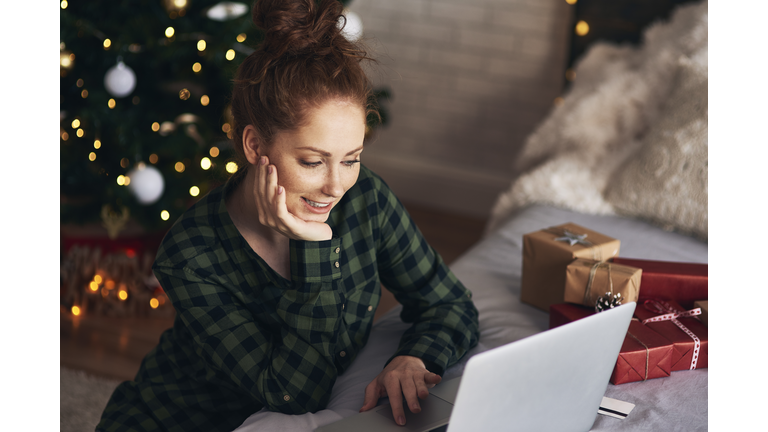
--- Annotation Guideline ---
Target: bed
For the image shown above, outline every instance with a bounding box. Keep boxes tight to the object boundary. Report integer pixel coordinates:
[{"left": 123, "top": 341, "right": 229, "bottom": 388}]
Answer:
[{"left": 233, "top": 1, "right": 708, "bottom": 430}]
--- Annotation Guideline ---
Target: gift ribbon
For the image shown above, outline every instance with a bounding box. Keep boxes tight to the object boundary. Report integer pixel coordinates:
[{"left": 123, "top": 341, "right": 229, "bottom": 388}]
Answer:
[
  {"left": 584, "top": 262, "right": 614, "bottom": 306},
  {"left": 641, "top": 300, "right": 702, "bottom": 370}
]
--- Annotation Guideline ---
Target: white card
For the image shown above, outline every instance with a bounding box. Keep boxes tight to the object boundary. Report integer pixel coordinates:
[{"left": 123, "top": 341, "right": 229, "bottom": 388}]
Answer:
[{"left": 598, "top": 397, "right": 635, "bottom": 420}]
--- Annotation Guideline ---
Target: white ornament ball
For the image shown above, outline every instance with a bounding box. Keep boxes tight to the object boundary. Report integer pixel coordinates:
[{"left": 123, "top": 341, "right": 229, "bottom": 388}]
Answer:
[
  {"left": 104, "top": 61, "right": 137, "bottom": 98},
  {"left": 127, "top": 164, "right": 165, "bottom": 205},
  {"left": 339, "top": 10, "right": 363, "bottom": 42}
]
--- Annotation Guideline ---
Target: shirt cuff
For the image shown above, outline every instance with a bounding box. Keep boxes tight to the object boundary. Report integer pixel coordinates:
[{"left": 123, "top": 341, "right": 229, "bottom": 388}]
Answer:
[{"left": 289, "top": 237, "right": 343, "bottom": 284}]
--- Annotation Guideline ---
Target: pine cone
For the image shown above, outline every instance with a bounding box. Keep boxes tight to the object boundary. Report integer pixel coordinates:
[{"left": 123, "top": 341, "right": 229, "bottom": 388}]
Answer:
[{"left": 595, "top": 292, "right": 622, "bottom": 313}]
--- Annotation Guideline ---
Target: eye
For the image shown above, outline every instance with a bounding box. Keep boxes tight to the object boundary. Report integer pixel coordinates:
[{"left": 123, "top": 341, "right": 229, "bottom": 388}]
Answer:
[
  {"left": 300, "top": 160, "right": 321, "bottom": 168},
  {"left": 343, "top": 160, "right": 361, "bottom": 167}
]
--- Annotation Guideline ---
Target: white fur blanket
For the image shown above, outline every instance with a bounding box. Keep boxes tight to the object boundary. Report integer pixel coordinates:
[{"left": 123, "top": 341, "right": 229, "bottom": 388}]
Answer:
[{"left": 486, "top": 0, "right": 708, "bottom": 240}]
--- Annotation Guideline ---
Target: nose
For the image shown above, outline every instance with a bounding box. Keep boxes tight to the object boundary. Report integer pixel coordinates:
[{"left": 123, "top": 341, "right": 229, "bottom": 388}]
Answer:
[{"left": 322, "top": 166, "right": 345, "bottom": 198}]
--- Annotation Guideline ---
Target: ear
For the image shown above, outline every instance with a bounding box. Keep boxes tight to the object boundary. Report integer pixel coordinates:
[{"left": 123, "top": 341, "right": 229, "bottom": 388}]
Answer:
[{"left": 242, "top": 125, "right": 263, "bottom": 165}]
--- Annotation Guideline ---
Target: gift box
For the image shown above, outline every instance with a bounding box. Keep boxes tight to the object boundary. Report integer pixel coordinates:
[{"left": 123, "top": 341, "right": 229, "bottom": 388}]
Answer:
[
  {"left": 522, "top": 223, "right": 620, "bottom": 311},
  {"left": 611, "top": 258, "right": 707, "bottom": 309},
  {"left": 564, "top": 259, "right": 642, "bottom": 309},
  {"left": 694, "top": 300, "right": 708, "bottom": 326},
  {"left": 549, "top": 303, "right": 673, "bottom": 385},
  {"left": 634, "top": 300, "right": 708, "bottom": 371}
]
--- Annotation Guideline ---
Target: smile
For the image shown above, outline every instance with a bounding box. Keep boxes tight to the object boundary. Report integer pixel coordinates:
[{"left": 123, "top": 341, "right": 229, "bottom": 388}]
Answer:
[{"left": 303, "top": 198, "right": 331, "bottom": 208}]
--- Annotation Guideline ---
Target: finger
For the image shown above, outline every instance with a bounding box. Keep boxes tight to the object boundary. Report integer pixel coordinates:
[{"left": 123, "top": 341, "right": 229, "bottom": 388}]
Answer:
[
  {"left": 256, "top": 156, "right": 270, "bottom": 224},
  {"left": 360, "top": 381, "right": 380, "bottom": 413},
  {"left": 384, "top": 379, "right": 406, "bottom": 426},
  {"left": 425, "top": 372, "right": 442, "bottom": 389},
  {"left": 414, "top": 374, "right": 430, "bottom": 400},
  {"left": 400, "top": 376, "right": 422, "bottom": 414}
]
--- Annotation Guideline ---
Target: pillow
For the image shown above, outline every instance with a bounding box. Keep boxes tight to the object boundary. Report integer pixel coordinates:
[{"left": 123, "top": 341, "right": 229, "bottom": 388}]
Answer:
[{"left": 604, "top": 51, "right": 708, "bottom": 240}]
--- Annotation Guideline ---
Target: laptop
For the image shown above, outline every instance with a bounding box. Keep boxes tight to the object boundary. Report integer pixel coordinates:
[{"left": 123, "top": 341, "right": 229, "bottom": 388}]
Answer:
[{"left": 315, "top": 302, "right": 635, "bottom": 432}]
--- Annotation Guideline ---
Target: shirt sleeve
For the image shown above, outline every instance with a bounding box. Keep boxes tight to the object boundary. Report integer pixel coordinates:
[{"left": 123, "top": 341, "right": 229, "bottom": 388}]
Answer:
[
  {"left": 374, "top": 185, "right": 480, "bottom": 375},
  {"left": 153, "top": 237, "right": 346, "bottom": 415}
]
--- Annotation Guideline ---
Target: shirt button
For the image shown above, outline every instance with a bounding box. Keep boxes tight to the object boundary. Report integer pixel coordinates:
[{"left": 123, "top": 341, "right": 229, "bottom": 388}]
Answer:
[
  {"left": 339, "top": 351, "right": 346, "bottom": 358},
  {"left": 335, "top": 247, "right": 340, "bottom": 254},
  {"left": 334, "top": 262, "right": 339, "bottom": 268},
  {"left": 283, "top": 395, "right": 290, "bottom": 402},
  {"left": 368, "top": 305, "right": 373, "bottom": 312}
]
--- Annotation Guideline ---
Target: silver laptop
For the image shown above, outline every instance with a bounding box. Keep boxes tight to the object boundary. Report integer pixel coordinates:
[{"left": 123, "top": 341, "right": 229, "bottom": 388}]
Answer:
[{"left": 315, "top": 302, "right": 635, "bottom": 432}]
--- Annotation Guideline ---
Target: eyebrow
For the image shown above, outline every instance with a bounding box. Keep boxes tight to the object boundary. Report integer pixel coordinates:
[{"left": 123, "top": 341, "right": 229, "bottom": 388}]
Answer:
[{"left": 297, "top": 145, "right": 364, "bottom": 157}]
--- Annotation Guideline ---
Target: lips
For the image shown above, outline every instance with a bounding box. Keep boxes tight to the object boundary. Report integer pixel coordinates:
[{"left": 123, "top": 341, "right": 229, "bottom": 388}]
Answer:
[{"left": 302, "top": 197, "right": 333, "bottom": 214}]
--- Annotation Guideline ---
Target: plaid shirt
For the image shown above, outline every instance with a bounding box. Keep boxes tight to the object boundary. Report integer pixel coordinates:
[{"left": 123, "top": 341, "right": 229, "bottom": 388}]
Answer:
[{"left": 97, "top": 165, "right": 479, "bottom": 432}]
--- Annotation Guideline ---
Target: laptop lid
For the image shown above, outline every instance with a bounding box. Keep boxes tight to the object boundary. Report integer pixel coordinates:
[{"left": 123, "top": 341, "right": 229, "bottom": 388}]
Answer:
[{"left": 446, "top": 302, "right": 635, "bottom": 432}]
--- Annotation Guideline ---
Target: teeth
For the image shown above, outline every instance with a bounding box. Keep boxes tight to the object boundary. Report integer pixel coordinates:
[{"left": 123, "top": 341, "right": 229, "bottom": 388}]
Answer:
[{"left": 304, "top": 198, "right": 330, "bottom": 208}]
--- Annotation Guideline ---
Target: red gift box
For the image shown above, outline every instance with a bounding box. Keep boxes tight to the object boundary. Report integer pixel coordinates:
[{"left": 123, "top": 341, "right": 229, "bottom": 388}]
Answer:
[
  {"left": 611, "top": 258, "right": 707, "bottom": 309},
  {"left": 549, "top": 303, "right": 674, "bottom": 385},
  {"left": 633, "top": 300, "right": 708, "bottom": 371}
]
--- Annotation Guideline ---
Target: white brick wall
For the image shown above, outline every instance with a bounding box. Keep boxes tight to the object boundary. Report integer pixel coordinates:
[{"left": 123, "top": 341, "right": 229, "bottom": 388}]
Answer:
[{"left": 348, "top": 0, "right": 573, "bottom": 218}]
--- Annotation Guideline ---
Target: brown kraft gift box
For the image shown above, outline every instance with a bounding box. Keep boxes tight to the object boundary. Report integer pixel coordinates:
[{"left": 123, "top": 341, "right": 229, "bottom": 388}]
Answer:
[
  {"left": 522, "top": 223, "right": 620, "bottom": 311},
  {"left": 564, "top": 259, "right": 642, "bottom": 308},
  {"left": 549, "top": 303, "right": 673, "bottom": 385},
  {"left": 634, "top": 300, "right": 708, "bottom": 371}
]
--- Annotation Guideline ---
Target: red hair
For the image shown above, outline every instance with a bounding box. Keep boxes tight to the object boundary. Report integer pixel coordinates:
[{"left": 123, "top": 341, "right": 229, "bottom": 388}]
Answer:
[{"left": 230, "top": 0, "right": 379, "bottom": 163}]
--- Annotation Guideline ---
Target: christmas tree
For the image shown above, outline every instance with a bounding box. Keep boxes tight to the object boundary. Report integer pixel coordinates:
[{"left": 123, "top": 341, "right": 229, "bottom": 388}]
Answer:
[{"left": 60, "top": 0, "right": 387, "bottom": 236}]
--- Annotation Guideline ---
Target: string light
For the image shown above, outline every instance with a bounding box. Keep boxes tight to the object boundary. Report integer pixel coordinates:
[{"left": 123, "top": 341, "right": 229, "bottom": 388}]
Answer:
[
  {"left": 105, "top": 280, "right": 115, "bottom": 290},
  {"left": 94, "top": 275, "right": 103, "bottom": 284},
  {"left": 90, "top": 281, "right": 99, "bottom": 292},
  {"left": 76, "top": 79, "right": 84, "bottom": 87},
  {"left": 103, "top": 39, "right": 112, "bottom": 49},
  {"left": 200, "top": 157, "right": 212, "bottom": 170},
  {"left": 89, "top": 152, "right": 97, "bottom": 161},
  {"left": 165, "top": 27, "right": 175, "bottom": 38},
  {"left": 221, "top": 123, "right": 231, "bottom": 133},
  {"left": 565, "top": 0, "right": 577, "bottom": 4},
  {"left": 192, "top": 62, "right": 202, "bottom": 73},
  {"left": 197, "top": 40, "right": 206, "bottom": 51},
  {"left": 237, "top": 33, "right": 247, "bottom": 42},
  {"left": 189, "top": 186, "right": 200, "bottom": 197},
  {"left": 108, "top": 98, "right": 116, "bottom": 109},
  {"left": 61, "top": 1, "right": 68, "bottom": 9},
  {"left": 575, "top": 20, "right": 589, "bottom": 36},
  {"left": 77, "top": 128, "right": 85, "bottom": 137},
  {"left": 226, "top": 162, "right": 238, "bottom": 173},
  {"left": 62, "top": 131, "right": 69, "bottom": 141},
  {"left": 150, "top": 298, "right": 160, "bottom": 309},
  {"left": 161, "top": 210, "right": 170, "bottom": 221},
  {"left": 201, "top": 95, "right": 210, "bottom": 106},
  {"left": 81, "top": 89, "right": 89, "bottom": 98},
  {"left": 71, "top": 119, "right": 80, "bottom": 128},
  {"left": 226, "top": 49, "right": 236, "bottom": 61},
  {"left": 174, "top": 161, "right": 185, "bottom": 172},
  {"left": 117, "top": 175, "right": 127, "bottom": 185},
  {"left": 120, "top": 158, "right": 129, "bottom": 168},
  {"left": 152, "top": 122, "right": 160, "bottom": 132},
  {"left": 118, "top": 289, "right": 128, "bottom": 301},
  {"left": 149, "top": 154, "right": 159, "bottom": 164},
  {"left": 71, "top": 305, "right": 81, "bottom": 316},
  {"left": 179, "top": 88, "right": 191, "bottom": 100},
  {"left": 94, "top": 139, "right": 101, "bottom": 149},
  {"left": 209, "top": 147, "right": 220, "bottom": 157}
]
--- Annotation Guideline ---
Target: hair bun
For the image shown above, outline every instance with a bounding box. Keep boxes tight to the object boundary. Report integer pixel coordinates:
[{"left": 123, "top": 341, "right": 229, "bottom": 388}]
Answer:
[{"left": 253, "top": 0, "right": 344, "bottom": 56}]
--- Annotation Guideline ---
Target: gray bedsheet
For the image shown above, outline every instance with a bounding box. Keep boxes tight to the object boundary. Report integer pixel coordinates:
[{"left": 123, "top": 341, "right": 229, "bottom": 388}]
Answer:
[{"left": 234, "top": 205, "right": 708, "bottom": 431}]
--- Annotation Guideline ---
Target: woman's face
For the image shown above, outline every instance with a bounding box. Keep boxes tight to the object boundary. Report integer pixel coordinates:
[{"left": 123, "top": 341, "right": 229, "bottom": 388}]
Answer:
[{"left": 261, "top": 100, "right": 366, "bottom": 223}]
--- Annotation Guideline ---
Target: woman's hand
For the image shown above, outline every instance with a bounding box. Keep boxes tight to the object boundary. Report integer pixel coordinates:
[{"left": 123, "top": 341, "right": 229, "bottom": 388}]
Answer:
[
  {"left": 359, "top": 355, "right": 442, "bottom": 426},
  {"left": 254, "top": 156, "right": 333, "bottom": 241}
]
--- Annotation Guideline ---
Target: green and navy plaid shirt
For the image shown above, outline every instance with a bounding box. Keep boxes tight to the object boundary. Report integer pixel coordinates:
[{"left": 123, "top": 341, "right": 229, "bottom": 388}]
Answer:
[{"left": 97, "top": 165, "right": 479, "bottom": 432}]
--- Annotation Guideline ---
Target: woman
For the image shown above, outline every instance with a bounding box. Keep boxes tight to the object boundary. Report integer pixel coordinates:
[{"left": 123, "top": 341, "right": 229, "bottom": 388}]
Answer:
[{"left": 97, "top": 1, "right": 479, "bottom": 431}]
